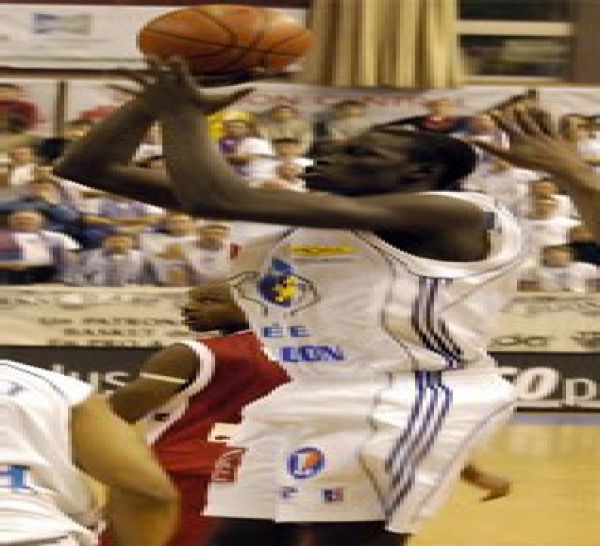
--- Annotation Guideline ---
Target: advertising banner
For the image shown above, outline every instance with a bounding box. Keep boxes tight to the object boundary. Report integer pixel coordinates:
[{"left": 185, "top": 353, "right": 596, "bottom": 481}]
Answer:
[
  {"left": 1, "top": 346, "right": 598, "bottom": 410},
  {"left": 0, "top": 288, "right": 597, "bottom": 352},
  {"left": 0, "top": 286, "right": 190, "bottom": 347}
]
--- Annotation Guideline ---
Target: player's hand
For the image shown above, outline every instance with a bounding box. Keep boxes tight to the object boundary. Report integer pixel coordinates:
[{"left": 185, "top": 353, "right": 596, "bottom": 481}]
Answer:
[
  {"left": 472, "top": 105, "right": 593, "bottom": 182},
  {"left": 462, "top": 465, "right": 511, "bottom": 502},
  {"left": 122, "top": 57, "right": 254, "bottom": 116}
]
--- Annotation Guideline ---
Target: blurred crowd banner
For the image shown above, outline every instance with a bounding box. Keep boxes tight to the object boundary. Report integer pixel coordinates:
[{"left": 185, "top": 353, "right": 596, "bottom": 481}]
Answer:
[
  {"left": 65, "top": 80, "right": 600, "bottom": 130},
  {"left": 0, "top": 286, "right": 190, "bottom": 347},
  {"left": 0, "top": 4, "right": 305, "bottom": 70},
  {"left": 0, "top": 287, "right": 597, "bottom": 352}
]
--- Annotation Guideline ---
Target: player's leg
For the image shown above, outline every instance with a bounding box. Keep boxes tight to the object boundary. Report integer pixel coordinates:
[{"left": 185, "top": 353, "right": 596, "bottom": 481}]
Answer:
[
  {"left": 309, "top": 521, "right": 409, "bottom": 546},
  {"left": 205, "top": 518, "right": 296, "bottom": 546}
]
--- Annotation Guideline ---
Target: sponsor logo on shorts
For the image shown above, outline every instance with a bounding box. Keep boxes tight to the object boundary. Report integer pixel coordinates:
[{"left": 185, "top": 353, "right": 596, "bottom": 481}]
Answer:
[
  {"left": 322, "top": 487, "right": 344, "bottom": 503},
  {"left": 279, "top": 486, "right": 298, "bottom": 500},
  {"left": 288, "top": 447, "right": 325, "bottom": 479}
]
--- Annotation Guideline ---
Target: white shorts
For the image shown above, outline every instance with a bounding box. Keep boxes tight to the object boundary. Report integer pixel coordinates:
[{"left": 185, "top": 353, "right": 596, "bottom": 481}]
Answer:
[{"left": 205, "top": 368, "right": 515, "bottom": 534}]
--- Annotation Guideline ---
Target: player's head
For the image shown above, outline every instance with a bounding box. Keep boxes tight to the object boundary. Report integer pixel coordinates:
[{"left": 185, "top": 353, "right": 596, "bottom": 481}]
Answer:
[
  {"left": 181, "top": 281, "right": 247, "bottom": 334},
  {"left": 305, "top": 124, "right": 476, "bottom": 196}
]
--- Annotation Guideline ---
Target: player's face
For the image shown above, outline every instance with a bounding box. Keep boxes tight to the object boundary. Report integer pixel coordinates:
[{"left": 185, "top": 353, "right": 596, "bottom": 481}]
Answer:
[
  {"left": 181, "top": 283, "right": 246, "bottom": 333},
  {"left": 306, "top": 131, "right": 433, "bottom": 196}
]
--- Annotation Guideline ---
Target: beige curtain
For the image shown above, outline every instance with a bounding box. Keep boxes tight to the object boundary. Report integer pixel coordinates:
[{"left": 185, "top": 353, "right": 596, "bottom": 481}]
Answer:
[{"left": 296, "top": 0, "right": 463, "bottom": 89}]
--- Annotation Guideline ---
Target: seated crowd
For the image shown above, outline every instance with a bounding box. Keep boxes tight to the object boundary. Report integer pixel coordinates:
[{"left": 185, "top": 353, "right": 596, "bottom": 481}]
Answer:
[{"left": 0, "top": 94, "right": 597, "bottom": 292}]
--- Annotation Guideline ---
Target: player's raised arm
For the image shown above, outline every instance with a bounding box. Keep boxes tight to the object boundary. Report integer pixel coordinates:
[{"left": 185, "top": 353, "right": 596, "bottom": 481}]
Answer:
[{"left": 100, "top": 59, "right": 482, "bottom": 237}]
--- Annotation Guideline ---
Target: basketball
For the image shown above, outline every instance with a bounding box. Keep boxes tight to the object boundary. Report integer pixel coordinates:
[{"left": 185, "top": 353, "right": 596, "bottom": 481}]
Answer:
[{"left": 137, "top": 4, "right": 313, "bottom": 74}]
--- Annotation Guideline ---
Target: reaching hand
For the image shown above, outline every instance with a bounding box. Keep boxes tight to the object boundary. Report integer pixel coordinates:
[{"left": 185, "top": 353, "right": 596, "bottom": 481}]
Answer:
[
  {"left": 120, "top": 57, "right": 255, "bottom": 116},
  {"left": 462, "top": 465, "right": 511, "bottom": 502},
  {"left": 471, "top": 105, "right": 593, "bottom": 181}
]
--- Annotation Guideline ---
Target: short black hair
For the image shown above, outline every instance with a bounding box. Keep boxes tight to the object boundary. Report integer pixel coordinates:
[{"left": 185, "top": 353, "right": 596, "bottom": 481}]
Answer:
[{"left": 372, "top": 122, "right": 477, "bottom": 190}]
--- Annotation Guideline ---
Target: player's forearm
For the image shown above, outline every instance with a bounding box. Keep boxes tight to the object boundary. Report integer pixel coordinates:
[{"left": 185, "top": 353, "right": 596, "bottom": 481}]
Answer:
[
  {"left": 160, "top": 106, "right": 251, "bottom": 217},
  {"left": 55, "top": 98, "right": 155, "bottom": 190},
  {"left": 104, "top": 486, "right": 179, "bottom": 546}
]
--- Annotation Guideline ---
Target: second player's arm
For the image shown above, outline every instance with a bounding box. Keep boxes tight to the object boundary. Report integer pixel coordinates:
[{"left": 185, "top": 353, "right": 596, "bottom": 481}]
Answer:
[{"left": 109, "top": 343, "right": 199, "bottom": 423}]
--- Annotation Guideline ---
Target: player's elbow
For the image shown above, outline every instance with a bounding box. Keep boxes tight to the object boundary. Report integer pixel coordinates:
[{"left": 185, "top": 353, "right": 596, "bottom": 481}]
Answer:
[{"left": 132, "top": 472, "right": 179, "bottom": 505}]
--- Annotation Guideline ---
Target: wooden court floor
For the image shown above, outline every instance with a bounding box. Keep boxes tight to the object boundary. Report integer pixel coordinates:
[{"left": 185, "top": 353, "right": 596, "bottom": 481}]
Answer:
[{"left": 413, "top": 414, "right": 600, "bottom": 546}]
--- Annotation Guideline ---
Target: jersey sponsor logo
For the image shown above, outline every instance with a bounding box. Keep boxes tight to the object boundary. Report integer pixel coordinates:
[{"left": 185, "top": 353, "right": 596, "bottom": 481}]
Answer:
[
  {"left": 288, "top": 447, "right": 325, "bottom": 479},
  {"left": 279, "top": 486, "right": 298, "bottom": 500},
  {"left": 0, "top": 465, "right": 34, "bottom": 494},
  {"left": 290, "top": 245, "right": 358, "bottom": 257},
  {"left": 232, "top": 259, "right": 319, "bottom": 316},
  {"left": 257, "top": 259, "right": 313, "bottom": 308},
  {"left": 280, "top": 344, "right": 345, "bottom": 364},
  {"left": 322, "top": 487, "right": 344, "bottom": 503}
]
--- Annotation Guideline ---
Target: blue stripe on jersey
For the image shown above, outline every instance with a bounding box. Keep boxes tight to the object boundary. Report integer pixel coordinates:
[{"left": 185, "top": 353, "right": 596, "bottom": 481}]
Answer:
[
  {"left": 411, "top": 277, "right": 464, "bottom": 370},
  {"left": 0, "top": 362, "right": 67, "bottom": 399},
  {"left": 385, "top": 371, "right": 453, "bottom": 518}
]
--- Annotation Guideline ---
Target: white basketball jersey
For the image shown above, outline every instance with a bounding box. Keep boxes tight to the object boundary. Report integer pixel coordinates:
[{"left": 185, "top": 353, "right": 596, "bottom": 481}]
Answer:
[
  {"left": 0, "top": 360, "right": 98, "bottom": 545},
  {"left": 230, "top": 192, "right": 524, "bottom": 378}
]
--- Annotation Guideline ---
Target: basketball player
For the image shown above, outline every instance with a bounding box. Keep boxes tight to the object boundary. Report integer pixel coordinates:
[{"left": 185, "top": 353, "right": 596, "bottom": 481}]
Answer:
[
  {"left": 104, "top": 281, "right": 289, "bottom": 546},
  {"left": 0, "top": 359, "right": 178, "bottom": 546},
  {"left": 55, "top": 59, "right": 526, "bottom": 546}
]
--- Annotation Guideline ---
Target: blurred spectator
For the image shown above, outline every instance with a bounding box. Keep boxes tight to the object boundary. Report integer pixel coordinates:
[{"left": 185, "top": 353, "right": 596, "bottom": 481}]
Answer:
[
  {"left": 149, "top": 242, "right": 192, "bottom": 287},
  {"left": 0, "top": 177, "right": 81, "bottom": 238},
  {"left": 0, "top": 209, "right": 79, "bottom": 284},
  {"left": 522, "top": 195, "right": 580, "bottom": 262},
  {"left": 139, "top": 212, "right": 197, "bottom": 256},
  {"left": 66, "top": 231, "right": 154, "bottom": 286},
  {"left": 566, "top": 224, "right": 600, "bottom": 266},
  {"left": 323, "top": 100, "right": 372, "bottom": 142},
  {"left": 270, "top": 137, "right": 313, "bottom": 170},
  {"left": 36, "top": 119, "right": 94, "bottom": 165},
  {"left": 1, "top": 145, "right": 37, "bottom": 187},
  {"left": 86, "top": 192, "right": 164, "bottom": 235},
  {"left": 0, "top": 83, "right": 39, "bottom": 135},
  {"left": 392, "top": 97, "right": 469, "bottom": 136},
  {"left": 516, "top": 178, "right": 577, "bottom": 220},
  {"left": 218, "top": 118, "right": 274, "bottom": 179},
  {"left": 255, "top": 162, "right": 307, "bottom": 193},
  {"left": 181, "top": 222, "right": 239, "bottom": 283},
  {"left": 255, "top": 104, "right": 313, "bottom": 155},
  {"left": 519, "top": 245, "right": 598, "bottom": 293},
  {"left": 252, "top": 137, "right": 313, "bottom": 184}
]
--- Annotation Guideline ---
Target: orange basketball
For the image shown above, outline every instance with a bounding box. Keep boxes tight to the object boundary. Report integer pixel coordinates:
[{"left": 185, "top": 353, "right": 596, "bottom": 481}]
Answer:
[{"left": 137, "top": 4, "right": 313, "bottom": 74}]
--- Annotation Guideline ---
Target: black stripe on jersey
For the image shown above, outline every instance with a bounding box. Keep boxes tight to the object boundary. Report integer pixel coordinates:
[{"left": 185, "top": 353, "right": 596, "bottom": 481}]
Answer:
[
  {"left": 0, "top": 362, "right": 67, "bottom": 399},
  {"left": 385, "top": 371, "right": 453, "bottom": 518},
  {"left": 412, "top": 278, "right": 463, "bottom": 370}
]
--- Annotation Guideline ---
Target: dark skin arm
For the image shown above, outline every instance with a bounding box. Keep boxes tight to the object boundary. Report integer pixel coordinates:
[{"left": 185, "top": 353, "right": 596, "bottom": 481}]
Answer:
[
  {"left": 461, "top": 463, "right": 511, "bottom": 502},
  {"left": 109, "top": 343, "right": 199, "bottom": 423},
  {"left": 56, "top": 60, "right": 487, "bottom": 259}
]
